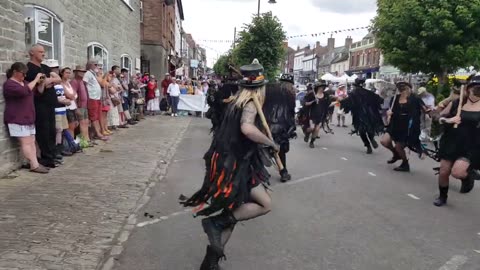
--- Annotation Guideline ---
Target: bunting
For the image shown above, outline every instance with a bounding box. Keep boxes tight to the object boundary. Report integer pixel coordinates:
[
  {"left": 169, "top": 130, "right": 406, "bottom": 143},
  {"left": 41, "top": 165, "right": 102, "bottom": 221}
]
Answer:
[{"left": 196, "top": 26, "right": 369, "bottom": 43}]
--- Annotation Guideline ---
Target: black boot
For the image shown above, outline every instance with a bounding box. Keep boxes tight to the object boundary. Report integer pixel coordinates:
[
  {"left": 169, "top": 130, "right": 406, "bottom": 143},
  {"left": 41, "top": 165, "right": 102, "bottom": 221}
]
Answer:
[
  {"left": 202, "top": 211, "right": 237, "bottom": 251},
  {"left": 200, "top": 245, "right": 223, "bottom": 270},
  {"left": 460, "top": 170, "right": 475, "bottom": 194},
  {"left": 366, "top": 146, "right": 373, "bottom": 154},
  {"left": 387, "top": 153, "right": 401, "bottom": 164},
  {"left": 434, "top": 186, "right": 449, "bottom": 207},
  {"left": 371, "top": 139, "right": 379, "bottom": 149},
  {"left": 280, "top": 169, "right": 291, "bottom": 182},
  {"left": 394, "top": 160, "right": 410, "bottom": 172},
  {"left": 304, "top": 132, "right": 310, "bottom": 143}
]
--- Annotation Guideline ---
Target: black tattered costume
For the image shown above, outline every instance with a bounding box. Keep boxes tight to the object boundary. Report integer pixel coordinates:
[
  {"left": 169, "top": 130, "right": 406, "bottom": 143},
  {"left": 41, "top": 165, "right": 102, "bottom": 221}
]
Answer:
[{"left": 340, "top": 81, "right": 384, "bottom": 153}]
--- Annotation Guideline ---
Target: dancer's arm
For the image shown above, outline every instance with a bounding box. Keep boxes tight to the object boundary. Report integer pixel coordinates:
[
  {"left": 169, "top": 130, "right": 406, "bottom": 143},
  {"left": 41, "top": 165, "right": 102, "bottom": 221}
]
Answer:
[{"left": 240, "top": 101, "right": 278, "bottom": 150}]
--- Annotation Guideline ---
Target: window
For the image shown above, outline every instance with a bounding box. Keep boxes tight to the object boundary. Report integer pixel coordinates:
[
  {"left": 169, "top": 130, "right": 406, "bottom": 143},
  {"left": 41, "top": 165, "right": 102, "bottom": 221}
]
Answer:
[
  {"left": 24, "top": 6, "right": 63, "bottom": 64},
  {"left": 121, "top": 54, "right": 132, "bottom": 75},
  {"left": 87, "top": 43, "right": 108, "bottom": 70},
  {"left": 140, "top": 1, "right": 144, "bottom": 22}
]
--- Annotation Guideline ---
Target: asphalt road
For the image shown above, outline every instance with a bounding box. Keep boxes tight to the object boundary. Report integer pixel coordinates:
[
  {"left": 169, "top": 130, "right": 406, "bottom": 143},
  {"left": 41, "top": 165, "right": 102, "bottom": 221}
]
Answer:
[{"left": 113, "top": 118, "right": 480, "bottom": 270}]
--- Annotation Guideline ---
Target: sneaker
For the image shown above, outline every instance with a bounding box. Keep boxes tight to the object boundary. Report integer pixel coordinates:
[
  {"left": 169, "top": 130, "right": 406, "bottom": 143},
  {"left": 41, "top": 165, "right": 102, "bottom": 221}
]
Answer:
[{"left": 171, "top": 113, "right": 175, "bottom": 117}]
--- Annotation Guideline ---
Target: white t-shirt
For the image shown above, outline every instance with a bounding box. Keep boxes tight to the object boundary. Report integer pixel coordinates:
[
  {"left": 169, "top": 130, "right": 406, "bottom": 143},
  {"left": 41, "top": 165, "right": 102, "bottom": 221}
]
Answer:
[
  {"left": 421, "top": 93, "right": 435, "bottom": 108},
  {"left": 167, "top": 83, "right": 180, "bottom": 97},
  {"left": 83, "top": 70, "right": 102, "bottom": 100}
]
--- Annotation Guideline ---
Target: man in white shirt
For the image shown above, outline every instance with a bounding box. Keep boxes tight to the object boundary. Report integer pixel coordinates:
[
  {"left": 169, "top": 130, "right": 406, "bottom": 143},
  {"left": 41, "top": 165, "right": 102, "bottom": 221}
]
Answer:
[{"left": 167, "top": 79, "right": 181, "bottom": 117}]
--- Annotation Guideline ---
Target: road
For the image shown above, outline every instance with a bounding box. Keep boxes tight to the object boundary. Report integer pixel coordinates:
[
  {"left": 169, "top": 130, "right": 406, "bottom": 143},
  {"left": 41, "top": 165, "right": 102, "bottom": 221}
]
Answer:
[{"left": 113, "top": 118, "right": 480, "bottom": 270}]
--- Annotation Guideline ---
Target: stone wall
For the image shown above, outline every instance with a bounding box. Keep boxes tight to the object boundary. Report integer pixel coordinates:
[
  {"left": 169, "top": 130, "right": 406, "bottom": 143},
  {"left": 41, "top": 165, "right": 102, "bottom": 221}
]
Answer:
[{"left": 0, "top": 0, "right": 141, "bottom": 175}]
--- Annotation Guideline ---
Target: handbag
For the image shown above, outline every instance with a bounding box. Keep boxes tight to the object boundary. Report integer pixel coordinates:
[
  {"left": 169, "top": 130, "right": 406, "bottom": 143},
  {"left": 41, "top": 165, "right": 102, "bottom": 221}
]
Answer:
[
  {"left": 136, "top": 98, "right": 145, "bottom": 105},
  {"left": 111, "top": 96, "right": 121, "bottom": 106}
]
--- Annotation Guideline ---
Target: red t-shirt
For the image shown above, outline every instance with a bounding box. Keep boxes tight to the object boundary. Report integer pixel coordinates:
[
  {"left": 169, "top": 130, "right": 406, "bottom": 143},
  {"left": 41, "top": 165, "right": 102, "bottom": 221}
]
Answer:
[{"left": 161, "top": 79, "right": 172, "bottom": 96}]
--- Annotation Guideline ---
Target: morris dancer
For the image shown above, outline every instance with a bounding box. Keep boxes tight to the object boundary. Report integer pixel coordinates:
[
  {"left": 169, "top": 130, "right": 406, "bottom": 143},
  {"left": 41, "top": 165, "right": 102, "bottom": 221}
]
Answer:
[
  {"left": 434, "top": 75, "right": 480, "bottom": 206},
  {"left": 180, "top": 59, "right": 277, "bottom": 270},
  {"left": 264, "top": 74, "right": 297, "bottom": 182},
  {"left": 340, "top": 78, "right": 384, "bottom": 154}
]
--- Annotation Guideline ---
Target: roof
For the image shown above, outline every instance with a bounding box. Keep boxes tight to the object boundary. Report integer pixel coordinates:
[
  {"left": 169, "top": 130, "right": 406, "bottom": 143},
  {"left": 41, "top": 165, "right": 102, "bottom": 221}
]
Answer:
[
  {"left": 331, "top": 53, "right": 349, "bottom": 64},
  {"left": 318, "top": 46, "right": 347, "bottom": 67}
]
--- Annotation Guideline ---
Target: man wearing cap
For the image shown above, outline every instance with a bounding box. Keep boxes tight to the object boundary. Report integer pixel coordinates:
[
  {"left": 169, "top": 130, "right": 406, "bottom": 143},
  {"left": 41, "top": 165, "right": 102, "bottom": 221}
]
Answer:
[
  {"left": 84, "top": 60, "right": 107, "bottom": 141},
  {"left": 161, "top": 73, "right": 173, "bottom": 109},
  {"left": 340, "top": 78, "right": 384, "bottom": 154},
  {"left": 167, "top": 79, "right": 181, "bottom": 116},
  {"left": 70, "top": 65, "right": 91, "bottom": 145},
  {"left": 181, "top": 59, "right": 278, "bottom": 269},
  {"left": 417, "top": 86, "right": 435, "bottom": 141},
  {"left": 264, "top": 73, "right": 297, "bottom": 182},
  {"left": 25, "top": 44, "right": 62, "bottom": 168}
]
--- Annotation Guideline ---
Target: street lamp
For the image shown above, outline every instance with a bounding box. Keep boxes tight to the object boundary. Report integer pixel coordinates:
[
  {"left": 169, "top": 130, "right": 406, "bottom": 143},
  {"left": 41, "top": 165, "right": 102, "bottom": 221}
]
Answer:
[{"left": 258, "top": 0, "right": 277, "bottom": 16}]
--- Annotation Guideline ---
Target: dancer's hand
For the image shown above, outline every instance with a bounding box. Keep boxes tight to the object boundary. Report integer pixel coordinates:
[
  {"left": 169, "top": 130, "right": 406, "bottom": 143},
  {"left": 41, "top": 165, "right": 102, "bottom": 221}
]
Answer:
[
  {"left": 387, "top": 110, "right": 393, "bottom": 117},
  {"left": 446, "top": 116, "right": 461, "bottom": 125}
]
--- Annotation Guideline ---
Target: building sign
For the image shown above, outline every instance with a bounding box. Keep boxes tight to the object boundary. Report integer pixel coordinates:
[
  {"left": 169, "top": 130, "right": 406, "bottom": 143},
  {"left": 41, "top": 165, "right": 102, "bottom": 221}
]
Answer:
[{"left": 190, "top": 59, "right": 199, "bottom": 68}]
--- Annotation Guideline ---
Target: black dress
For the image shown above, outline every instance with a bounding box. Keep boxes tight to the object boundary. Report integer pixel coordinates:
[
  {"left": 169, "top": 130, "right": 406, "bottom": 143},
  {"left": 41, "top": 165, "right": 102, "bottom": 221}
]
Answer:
[
  {"left": 387, "top": 95, "right": 424, "bottom": 153},
  {"left": 180, "top": 100, "right": 271, "bottom": 216},
  {"left": 439, "top": 100, "right": 480, "bottom": 169},
  {"left": 304, "top": 93, "right": 332, "bottom": 125}
]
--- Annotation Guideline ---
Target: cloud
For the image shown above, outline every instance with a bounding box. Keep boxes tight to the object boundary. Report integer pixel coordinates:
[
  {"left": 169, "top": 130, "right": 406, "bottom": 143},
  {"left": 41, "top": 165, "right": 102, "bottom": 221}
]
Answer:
[{"left": 311, "top": 0, "right": 377, "bottom": 14}]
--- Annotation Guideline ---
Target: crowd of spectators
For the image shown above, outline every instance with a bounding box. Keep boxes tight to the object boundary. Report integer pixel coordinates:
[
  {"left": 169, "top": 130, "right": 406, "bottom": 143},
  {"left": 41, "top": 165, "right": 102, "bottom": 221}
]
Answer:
[{"left": 3, "top": 43, "right": 211, "bottom": 174}]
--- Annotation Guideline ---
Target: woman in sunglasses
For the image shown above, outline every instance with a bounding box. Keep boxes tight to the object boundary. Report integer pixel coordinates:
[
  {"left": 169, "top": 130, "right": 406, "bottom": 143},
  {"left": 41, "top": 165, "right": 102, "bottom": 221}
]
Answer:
[{"left": 3, "top": 62, "right": 49, "bottom": 173}]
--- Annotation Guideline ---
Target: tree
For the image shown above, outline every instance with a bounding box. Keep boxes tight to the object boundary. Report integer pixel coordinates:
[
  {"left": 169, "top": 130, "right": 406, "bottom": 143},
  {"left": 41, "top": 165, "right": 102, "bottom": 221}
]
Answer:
[
  {"left": 233, "top": 12, "right": 286, "bottom": 80},
  {"left": 373, "top": 0, "right": 480, "bottom": 84},
  {"left": 213, "top": 54, "right": 230, "bottom": 77}
]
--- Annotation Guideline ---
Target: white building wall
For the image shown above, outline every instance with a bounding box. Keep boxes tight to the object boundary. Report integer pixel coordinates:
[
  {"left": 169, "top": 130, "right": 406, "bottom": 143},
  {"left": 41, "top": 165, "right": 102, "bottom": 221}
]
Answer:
[{"left": 174, "top": 3, "right": 182, "bottom": 55}]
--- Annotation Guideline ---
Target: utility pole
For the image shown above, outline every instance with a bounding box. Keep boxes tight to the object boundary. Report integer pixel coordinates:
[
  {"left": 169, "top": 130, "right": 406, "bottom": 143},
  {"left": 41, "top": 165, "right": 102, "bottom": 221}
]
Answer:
[
  {"left": 257, "top": 0, "right": 261, "bottom": 16},
  {"left": 233, "top": 27, "right": 237, "bottom": 49}
]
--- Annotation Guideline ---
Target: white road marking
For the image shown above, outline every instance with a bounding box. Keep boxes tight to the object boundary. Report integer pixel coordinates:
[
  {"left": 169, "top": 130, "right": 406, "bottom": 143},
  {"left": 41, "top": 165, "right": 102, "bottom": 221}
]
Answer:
[
  {"left": 173, "top": 157, "right": 199, "bottom": 163},
  {"left": 438, "top": 255, "right": 468, "bottom": 270},
  {"left": 474, "top": 250, "right": 480, "bottom": 254},
  {"left": 477, "top": 232, "right": 480, "bottom": 236},
  {"left": 407, "top": 194, "right": 420, "bottom": 200},
  {"left": 341, "top": 157, "right": 348, "bottom": 161},
  {"left": 322, "top": 147, "right": 328, "bottom": 150},
  {"left": 285, "top": 170, "right": 341, "bottom": 186},
  {"left": 368, "top": 172, "right": 376, "bottom": 177},
  {"left": 136, "top": 210, "right": 189, "bottom": 228}
]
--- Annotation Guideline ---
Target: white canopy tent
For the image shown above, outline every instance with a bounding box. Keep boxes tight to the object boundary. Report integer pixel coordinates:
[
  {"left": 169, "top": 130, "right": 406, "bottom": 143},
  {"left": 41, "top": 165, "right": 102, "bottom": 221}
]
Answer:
[{"left": 321, "top": 73, "right": 336, "bottom": 81}]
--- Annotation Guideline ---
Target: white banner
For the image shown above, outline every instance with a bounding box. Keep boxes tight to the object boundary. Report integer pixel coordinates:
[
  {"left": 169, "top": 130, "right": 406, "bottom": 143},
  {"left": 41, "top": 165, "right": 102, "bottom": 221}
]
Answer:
[{"left": 178, "top": 94, "right": 209, "bottom": 113}]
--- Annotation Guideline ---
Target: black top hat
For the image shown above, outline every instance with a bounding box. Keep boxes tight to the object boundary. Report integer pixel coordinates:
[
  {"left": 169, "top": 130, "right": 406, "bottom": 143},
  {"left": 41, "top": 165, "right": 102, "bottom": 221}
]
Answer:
[
  {"left": 314, "top": 80, "right": 328, "bottom": 89},
  {"left": 396, "top": 81, "right": 412, "bottom": 89},
  {"left": 239, "top": 59, "right": 266, "bottom": 88},
  {"left": 354, "top": 78, "right": 366, "bottom": 86},
  {"left": 467, "top": 74, "right": 480, "bottom": 88},
  {"left": 280, "top": 74, "right": 294, "bottom": 84}
]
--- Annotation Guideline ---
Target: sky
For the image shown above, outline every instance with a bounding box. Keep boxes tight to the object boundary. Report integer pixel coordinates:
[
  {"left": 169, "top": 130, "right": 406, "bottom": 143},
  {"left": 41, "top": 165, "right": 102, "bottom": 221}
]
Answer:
[{"left": 181, "top": 0, "right": 377, "bottom": 68}]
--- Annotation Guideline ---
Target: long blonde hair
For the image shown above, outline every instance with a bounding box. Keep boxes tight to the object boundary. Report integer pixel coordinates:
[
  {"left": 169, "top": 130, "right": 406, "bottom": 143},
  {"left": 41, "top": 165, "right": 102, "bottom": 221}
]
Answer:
[{"left": 234, "top": 85, "right": 266, "bottom": 108}]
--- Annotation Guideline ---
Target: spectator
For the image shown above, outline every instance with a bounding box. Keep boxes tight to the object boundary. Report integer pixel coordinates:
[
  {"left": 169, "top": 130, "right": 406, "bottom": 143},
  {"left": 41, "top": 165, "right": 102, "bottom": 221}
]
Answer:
[
  {"left": 167, "top": 79, "right": 181, "bottom": 117},
  {"left": 180, "top": 80, "right": 188, "bottom": 94},
  {"left": 70, "top": 65, "right": 91, "bottom": 146},
  {"left": 186, "top": 80, "right": 194, "bottom": 95},
  {"left": 162, "top": 73, "right": 173, "bottom": 109},
  {"left": 120, "top": 68, "right": 136, "bottom": 125},
  {"left": 111, "top": 66, "right": 128, "bottom": 128},
  {"left": 3, "top": 62, "right": 49, "bottom": 173},
  {"left": 129, "top": 76, "right": 144, "bottom": 120},
  {"left": 104, "top": 72, "right": 119, "bottom": 131},
  {"left": 54, "top": 66, "right": 73, "bottom": 158},
  {"left": 418, "top": 87, "right": 435, "bottom": 141},
  {"left": 26, "top": 44, "right": 61, "bottom": 168},
  {"left": 84, "top": 60, "right": 108, "bottom": 141},
  {"left": 146, "top": 75, "right": 158, "bottom": 115},
  {"left": 60, "top": 67, "right": 79, "bottom": 139}
]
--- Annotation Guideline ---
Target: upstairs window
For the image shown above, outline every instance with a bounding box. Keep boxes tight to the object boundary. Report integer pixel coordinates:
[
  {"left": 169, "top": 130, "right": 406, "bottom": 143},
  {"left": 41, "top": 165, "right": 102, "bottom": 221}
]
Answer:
[{"left": 121, "top": 54, "right": 132, "bottom": 75}]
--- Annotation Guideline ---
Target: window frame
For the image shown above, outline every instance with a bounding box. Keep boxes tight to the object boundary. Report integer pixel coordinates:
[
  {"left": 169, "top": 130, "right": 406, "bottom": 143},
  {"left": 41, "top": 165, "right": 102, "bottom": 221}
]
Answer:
[
  {"left": 120, "top": 54, "right": 133, "bottom": 75},
  {"left": 87, "top": 42, "right": 109, "bottom": 70},
  {"left": 24, "top": 5, "right": 64, "bottom": 65}
]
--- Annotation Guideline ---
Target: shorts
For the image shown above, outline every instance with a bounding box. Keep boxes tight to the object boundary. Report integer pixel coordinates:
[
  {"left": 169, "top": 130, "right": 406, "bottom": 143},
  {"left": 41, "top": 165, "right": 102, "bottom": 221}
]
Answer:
[
  {"left": 88, "top": 99, "right": 102, "bottom": 121},
  {"left": 122, "top": 97, "right": 130, "bottom": 111},
  {"left": 55, "top": 114, "right": 69, "bottom": 130},
  {"left": 7, "top": 123, "right": 36, "bottom": 137},
  {"left": 66, "top": 109, "right": 78, "bottom": 123},
  {"left": 77, "top": 108, "right": 88, "bottom": 121}
]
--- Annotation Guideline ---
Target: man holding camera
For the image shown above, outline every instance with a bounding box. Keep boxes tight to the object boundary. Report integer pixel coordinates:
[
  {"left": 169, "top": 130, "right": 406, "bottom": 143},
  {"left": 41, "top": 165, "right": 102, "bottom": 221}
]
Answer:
[{"left": 25, "top": 44, "right": 62, "bottom": 168}]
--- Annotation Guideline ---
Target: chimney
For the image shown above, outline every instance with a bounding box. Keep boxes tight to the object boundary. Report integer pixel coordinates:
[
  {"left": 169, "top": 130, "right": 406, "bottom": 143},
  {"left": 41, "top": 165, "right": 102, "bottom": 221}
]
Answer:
[
  {"left": 316, "top": 41, "right": 320, "bottom": 48},
  {"left": 327, "top": 36, "right": 335, "bottom": 51},
  {"left": 345, "top": 36, "right": 353, "bottom": 49},
  {"left": 297, "top": 45, "right": 300, "bottom": 51}
]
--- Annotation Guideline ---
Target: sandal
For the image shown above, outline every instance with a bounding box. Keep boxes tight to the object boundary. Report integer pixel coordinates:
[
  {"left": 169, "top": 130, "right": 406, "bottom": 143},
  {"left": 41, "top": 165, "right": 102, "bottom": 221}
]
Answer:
[{"left": 30, "top": 165, "right": 49, "bottom": 174}]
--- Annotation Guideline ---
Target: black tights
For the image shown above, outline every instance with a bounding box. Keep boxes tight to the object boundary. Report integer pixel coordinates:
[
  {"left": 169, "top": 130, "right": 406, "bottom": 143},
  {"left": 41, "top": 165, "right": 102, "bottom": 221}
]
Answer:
[{"left": 359, "top": 131, "right": 375, "bottom": 148}]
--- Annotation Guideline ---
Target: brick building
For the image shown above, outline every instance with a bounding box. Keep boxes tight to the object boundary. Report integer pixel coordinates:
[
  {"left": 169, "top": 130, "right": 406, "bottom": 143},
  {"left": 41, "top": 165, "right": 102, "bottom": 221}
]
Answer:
[
  {"left": 348, "top": 32, "right": 381, "bottom": 79},
  {"left": 0, "top": 0, "right": 141, "bottom": 174},
  {"left": 141, "top": 0, "right": 183, "bottom": 77}
]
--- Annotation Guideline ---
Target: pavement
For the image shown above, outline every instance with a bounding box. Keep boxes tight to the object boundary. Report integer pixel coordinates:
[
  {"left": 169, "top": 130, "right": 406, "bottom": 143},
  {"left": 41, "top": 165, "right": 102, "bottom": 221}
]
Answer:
[
  {"left": 114, "top": 118, "right": 480, "bottom": 270},
  {"left": 0, "top": 116, "right": 191, "bottom": 270},
  {"left": 1, "top": 116, "right": 480, "bottom": 270}
]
